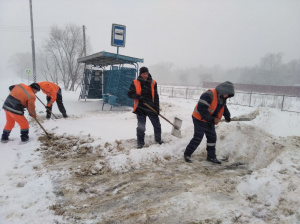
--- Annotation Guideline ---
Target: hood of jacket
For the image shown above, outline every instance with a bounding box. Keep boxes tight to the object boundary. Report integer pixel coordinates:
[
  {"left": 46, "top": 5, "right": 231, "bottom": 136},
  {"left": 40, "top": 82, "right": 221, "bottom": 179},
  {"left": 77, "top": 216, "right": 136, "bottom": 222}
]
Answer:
[{"left": 215, "top": 81, "right": 235, "bottom": 98}]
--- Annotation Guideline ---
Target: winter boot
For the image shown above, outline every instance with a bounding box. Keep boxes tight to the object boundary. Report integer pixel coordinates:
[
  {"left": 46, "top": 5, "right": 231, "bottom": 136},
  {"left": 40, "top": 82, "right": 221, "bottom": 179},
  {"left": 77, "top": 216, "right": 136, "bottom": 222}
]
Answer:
[
  {"left": 63, "top": 113, "right": 68, "bottom": 118},
  {"left": 137, "top": 131, "right": 145, "bottom": 149},
  {"left": 20, "top": 130, "right": 29, "bottom": 142},
  {"left": 156, "top": 140, "right": 164, "bottom": 145},
  {"left": 1, "top": 134, "right": 9, "bottom": 143},
  {"left": 1, "top": 130, "right": 10, "bottom": 143},
  {"left": 184, "top": 154, "right": 192, "bottom": 163},
  {"left": 45, "top": 106, "right": 52, "bottom": 119},
  {"left": 207, "top": 157, "right": 222, "bottom": 164}
]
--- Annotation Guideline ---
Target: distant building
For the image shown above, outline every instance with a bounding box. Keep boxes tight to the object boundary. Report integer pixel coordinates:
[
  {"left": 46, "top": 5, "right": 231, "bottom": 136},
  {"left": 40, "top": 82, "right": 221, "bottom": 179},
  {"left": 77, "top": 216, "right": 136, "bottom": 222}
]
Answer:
[{"left": 203, "top": 81, "right": 300, "bottom": 97}]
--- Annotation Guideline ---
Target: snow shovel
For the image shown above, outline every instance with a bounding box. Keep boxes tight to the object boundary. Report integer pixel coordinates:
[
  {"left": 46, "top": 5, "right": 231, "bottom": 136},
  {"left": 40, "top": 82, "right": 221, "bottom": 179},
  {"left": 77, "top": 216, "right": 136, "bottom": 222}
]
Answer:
[
  {"left": 220, "top": 116, "right": 254, "bottom": 122},
  {"left": 36, "top": 96, "right": 58, "bottom": 119},
  {"left": 220, "top": 109, "right": 259, "bottom": 122},
  {"left": 143, "top": 102, "right": 182, "bottom": 138}
]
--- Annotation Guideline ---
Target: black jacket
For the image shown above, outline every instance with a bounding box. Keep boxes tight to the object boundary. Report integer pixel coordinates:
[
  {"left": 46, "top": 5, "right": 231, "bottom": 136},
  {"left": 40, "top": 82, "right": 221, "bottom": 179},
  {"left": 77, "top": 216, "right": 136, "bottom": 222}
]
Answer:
[
  {"left": 197, "top": 81, "right": 235, "bottom": 123},
  {"left": 127, "top": 74, "right": 160, "bottom": 116}
]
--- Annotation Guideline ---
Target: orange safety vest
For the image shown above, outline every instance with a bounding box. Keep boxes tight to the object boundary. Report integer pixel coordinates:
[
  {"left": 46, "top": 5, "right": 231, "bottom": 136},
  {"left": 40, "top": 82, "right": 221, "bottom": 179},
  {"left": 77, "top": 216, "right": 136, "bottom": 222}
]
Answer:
[
  {"left": 5, "top": 84, "right": 37, "bottom": 117},
  {"left": 132, "top": 79, "right": 156, "bottom": 112},
  {"left": 38, "top": 82, "right": 60, "bottom": 106},
  {"left": 192, "top": 89, "right": 224, "bottom": 124}
]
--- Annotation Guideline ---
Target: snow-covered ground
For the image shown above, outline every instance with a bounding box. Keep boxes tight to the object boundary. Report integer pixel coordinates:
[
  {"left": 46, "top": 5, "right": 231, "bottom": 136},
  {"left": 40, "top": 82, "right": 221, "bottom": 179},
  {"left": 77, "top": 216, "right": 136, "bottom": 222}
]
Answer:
[{"left": 0, "top": 77, "right": 300, "bottom": 224}]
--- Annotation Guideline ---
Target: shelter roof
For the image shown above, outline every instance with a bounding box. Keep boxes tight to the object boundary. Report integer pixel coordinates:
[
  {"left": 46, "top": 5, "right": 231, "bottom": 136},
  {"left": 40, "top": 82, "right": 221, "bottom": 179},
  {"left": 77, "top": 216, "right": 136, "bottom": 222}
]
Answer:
[{"left": 77, "top": 51, "right": 144, "bottom": 67}]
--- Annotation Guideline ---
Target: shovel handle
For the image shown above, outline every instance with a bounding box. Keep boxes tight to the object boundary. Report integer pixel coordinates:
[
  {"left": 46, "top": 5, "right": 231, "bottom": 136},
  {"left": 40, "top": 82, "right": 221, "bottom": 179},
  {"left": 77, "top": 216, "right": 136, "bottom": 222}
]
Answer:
[
  {"left": 33, "top": 117, "right": 49, "bottom": 136},
  {"left": 220, "top": 117, "right": 252, "bottom": 122},
  {"left": 143, "top": 103, "right": 178, "bottom": 129},
  {"left": 36, "top": 95, "right": 58, "bottom": 119}
]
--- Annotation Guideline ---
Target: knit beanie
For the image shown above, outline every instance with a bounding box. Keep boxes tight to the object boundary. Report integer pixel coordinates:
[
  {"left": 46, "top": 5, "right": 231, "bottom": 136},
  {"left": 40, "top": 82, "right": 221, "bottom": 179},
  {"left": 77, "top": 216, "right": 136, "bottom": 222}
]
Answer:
[
  {"left": 29, "top": 83, "right": 41, "bottom": 91},
  {"left": 139, "top": 66, "right": 149, "bottom": 75}
]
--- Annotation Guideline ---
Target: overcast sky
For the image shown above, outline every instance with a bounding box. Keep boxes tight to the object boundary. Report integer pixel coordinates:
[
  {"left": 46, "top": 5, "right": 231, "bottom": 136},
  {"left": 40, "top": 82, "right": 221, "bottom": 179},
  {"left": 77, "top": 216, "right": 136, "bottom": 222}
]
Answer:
[{"left": 1, "top": 0, "right": 300, "bottom": 77}]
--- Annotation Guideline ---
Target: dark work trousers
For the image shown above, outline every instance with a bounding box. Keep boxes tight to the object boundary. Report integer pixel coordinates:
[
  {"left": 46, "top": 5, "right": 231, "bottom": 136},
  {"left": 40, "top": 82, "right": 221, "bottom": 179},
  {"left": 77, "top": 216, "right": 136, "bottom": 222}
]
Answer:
[
  {"left": 184, "top": 117, "right": 217, "bottom": 159},
  {"left": 136, "top": 113, "right": 162, "bottom": 146},
  {"left": 46, "top": 88, "right": 67, "bottom": 118}
]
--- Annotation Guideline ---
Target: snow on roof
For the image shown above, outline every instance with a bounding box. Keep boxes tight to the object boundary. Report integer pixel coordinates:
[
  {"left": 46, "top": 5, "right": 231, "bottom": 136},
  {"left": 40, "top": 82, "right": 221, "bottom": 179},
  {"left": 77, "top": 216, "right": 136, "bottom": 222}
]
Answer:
[{"left": 77, "top": 51, "right": 144, "bottom": 67}]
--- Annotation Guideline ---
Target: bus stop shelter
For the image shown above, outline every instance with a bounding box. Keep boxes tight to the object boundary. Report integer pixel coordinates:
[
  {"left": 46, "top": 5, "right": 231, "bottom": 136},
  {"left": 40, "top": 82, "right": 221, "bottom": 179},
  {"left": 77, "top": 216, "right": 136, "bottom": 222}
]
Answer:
[{"left": 77, "top": 51, "right": 143, "bottom": 110}]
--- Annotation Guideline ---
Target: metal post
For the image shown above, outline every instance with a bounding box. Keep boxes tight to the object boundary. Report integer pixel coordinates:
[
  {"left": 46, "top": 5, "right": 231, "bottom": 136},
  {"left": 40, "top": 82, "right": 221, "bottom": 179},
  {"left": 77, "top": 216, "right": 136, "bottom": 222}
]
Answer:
[
  {"left": 82, "top": 25, "right": 86, "bottom": 56},
  {"left": 29, "top": 0, "right": 36, "bottom": 82},
  {"left": 281, "top": 95, "right": 285, "bottom": 111},
  {"left": 186, "top": 87, "right": 188, "bottom": 99},
  {"left": 117, "top": 46, "right": 119, "bottom": 60},
  {"left": 82, "top": 25, "right": 87, "bottom": 101}
]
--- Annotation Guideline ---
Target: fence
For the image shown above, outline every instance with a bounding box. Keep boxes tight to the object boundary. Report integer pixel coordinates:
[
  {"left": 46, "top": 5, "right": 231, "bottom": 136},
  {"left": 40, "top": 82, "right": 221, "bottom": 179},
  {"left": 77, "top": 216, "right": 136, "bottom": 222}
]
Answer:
[{"left": 158, "top": 85, "right": 300, "bottom": 113}]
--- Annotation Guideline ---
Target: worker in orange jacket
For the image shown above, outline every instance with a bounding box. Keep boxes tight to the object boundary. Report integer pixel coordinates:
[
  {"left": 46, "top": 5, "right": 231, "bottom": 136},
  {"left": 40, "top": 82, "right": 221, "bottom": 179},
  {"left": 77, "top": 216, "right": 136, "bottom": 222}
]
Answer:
[
  {"left": 127, "top": 67, "right": 163, "bottom": 149},
  {"left": 1, "top": 83, "right": 40, "bottom": 143},
  {"left": 184, "top": 81, "right": 235, "bottom": 164},
  {"left": 38, "top": 81, "right": 68, "bottom": 119}
]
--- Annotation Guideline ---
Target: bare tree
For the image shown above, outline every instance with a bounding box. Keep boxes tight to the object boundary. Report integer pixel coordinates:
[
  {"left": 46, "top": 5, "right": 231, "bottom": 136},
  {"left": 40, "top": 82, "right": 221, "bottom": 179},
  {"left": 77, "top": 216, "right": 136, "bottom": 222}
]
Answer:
[
  {"left": 259, "top": 53, "right": 283, "bottom": 71},
  {"left": 283, "top": 59, "right": 300, "bottom": 85},
  {"left": 41, "top": 24, "right": 91, "bottom": 90},
  {"left": 38, "top": 52, "right": 59, "bottom": 83}
]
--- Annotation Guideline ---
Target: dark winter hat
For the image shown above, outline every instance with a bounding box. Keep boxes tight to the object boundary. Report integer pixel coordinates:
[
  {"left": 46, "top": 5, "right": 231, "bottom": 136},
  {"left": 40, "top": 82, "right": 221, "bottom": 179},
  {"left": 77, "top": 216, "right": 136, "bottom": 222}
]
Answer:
[
  {"left": 139, "top": 66, "right": 149, "bottom": 75},
  {"left": 29, "top": 83, "right": 40, "bottom": 91}
]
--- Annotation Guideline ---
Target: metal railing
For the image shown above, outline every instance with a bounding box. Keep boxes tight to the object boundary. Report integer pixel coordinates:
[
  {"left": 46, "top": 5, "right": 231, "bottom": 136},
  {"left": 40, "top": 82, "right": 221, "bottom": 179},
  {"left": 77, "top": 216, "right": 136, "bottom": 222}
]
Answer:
[{"left": 158, "top": 85, "right": 300, "bottom": 113}]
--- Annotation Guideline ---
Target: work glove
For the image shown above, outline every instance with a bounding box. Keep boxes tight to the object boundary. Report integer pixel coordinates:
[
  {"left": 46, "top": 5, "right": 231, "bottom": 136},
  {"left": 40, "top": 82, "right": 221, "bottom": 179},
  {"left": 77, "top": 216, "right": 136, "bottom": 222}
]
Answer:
[
  {"left": 45, "top": 106, "right": 52, "bottom": 111},
  {"left": 30, "top": 113, "right": 37, "bottom": 118},
  {"left": 136, "top": 95, "right": 145, "bottom": 103},
  {"left": 225, "top": 117, "right": 231, "bottom": 123},
  {"left": 9, "top": 85, "right": 15, "bottom": 91},
  {"left": 206, "top": 118, "right": 216, "bottom": 127},
  {"left": 154, "top": 106, "right": 160, "bottom": 115}
]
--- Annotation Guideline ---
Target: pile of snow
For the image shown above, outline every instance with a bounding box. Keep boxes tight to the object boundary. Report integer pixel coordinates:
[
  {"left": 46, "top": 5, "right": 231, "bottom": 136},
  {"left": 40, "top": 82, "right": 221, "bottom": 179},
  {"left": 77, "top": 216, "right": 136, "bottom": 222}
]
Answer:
[{"left": 0, "top": 79, "right": 300, "bottom": 224}]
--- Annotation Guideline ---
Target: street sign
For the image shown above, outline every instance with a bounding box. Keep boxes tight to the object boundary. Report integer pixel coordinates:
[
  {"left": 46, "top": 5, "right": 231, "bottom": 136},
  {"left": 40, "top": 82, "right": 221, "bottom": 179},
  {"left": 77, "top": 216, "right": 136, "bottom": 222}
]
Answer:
[
  {"left": 25, "top": 69, "right": 32, "bottom": 75},
  {"left": 111, "top": 24, "right": 126, "bottom": 47}
]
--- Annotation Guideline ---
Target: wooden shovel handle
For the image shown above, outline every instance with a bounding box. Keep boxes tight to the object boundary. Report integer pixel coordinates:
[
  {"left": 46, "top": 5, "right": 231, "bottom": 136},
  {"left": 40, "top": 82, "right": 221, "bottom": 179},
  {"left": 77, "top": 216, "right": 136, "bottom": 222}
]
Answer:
[
  {"left": 143, "top": 103, "right": 178, "bottom": 129},
  {"left": 36, "top": 95, "right": 58, "bottom": 119},
  {"left": 220, "top": 117, "right": 252, "bottom": 122},
  {"left": 33, "top": 117, "right": 49, "bottom": 136}
]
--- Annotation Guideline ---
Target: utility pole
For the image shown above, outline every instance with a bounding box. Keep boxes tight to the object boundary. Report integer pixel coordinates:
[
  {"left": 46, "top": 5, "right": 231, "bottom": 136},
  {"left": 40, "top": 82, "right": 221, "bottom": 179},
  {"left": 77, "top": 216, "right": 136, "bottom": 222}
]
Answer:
[
  {"left": 82, "top": 25, "right": 87, "bottom": 101},
  {"left": 29, "top": 0, "right": 36, "bottom": 82},
  {"left": 82, "top": 25, "right": 86, "bottom": 56}
]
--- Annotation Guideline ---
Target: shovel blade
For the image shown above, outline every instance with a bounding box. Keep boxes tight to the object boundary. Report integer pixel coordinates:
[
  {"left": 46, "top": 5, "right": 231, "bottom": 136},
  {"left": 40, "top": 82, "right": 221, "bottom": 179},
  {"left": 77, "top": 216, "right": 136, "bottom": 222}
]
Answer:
[
  {"left": 171, "top": 117, "right": 182, "bottom": 138},
  {"left": 171, "top": 127, "right": 181, "bottom": 138},
  {"left": 173, "top": 117, "right": 182, "bottom": 129}
]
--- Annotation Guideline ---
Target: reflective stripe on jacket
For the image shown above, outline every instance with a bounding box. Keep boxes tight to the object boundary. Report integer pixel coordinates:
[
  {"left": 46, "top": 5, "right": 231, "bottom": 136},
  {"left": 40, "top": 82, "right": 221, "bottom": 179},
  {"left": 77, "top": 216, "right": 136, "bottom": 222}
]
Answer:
[
  {"left": 192, "top": 89, "right": 224, "bottom": 124},
  {"left": 132, "top": 79, "right": 156, "bottom": 112},
  {"left": 38, "top": 81, "right": 59, "bottom": 106},
  {"left": 3, "top": 84, "right": 37, "bottom": 117}
]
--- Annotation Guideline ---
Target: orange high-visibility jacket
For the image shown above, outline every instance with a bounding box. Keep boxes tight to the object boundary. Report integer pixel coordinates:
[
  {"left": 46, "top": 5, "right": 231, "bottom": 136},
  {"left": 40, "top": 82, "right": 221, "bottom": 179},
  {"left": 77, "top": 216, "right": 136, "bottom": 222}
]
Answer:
[
  {"left": 132, "top": 79, "right": 156, "bottom": 112},
  {"left": 3, "top": 83, "right": 37, "bottom": 117},
  {"left": 192, "top": 89, "right": 224, "bottom": 124},
  {"left": 38, "top": 82, "right": 60, "bottom": 107}
]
